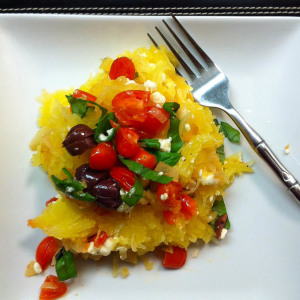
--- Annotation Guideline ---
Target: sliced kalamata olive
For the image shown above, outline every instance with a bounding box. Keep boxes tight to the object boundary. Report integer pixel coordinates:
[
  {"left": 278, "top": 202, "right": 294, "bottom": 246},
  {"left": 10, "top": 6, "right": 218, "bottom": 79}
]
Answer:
[
  {"left": 75, "top": 164, "right": 109, "bottom": 192},
  {"left": 215, "top": 214, "right": 228, "bottom": 239},
  {"left": 62, "top": 124, "right": 96, "bottom": 156},
  {"left": 91, "top": 178, "right": 122, "bottom": 209}
]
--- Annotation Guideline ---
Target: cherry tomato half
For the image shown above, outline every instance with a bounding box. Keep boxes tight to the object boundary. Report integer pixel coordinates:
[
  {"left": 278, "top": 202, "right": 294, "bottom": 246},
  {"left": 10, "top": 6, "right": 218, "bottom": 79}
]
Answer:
[
  {"left": 45, "top": 197, "right": 58, "bottom": 207},
  {"left": 88, "top": 231, "right": 109, "bottom": 248},
  {"left": 73, "top": 89, "right": 97, "bottom": 102},
  {"left": 157, "top": 181, "right": 183, "bottom": 209},
  {"left": 36, "top": 237, "right": 59, "bottom": 271},
  {"left": 110, "top": 166, "right": 135, "bottom": 192},
  {"left": 39, "top": 275, "right": 67, "bottom": 300},
  {"left": 109, "top": 57, "right": 136, "bottom": 80},
  {"left": 137, "top": 106, "right": 170, "bottom": 139},
  {"left": 89, "top": 142, "right": 117, "bottom": 170},
  {"left": 115, "top": 127, "right": 140, "bottom": 158},
  {"left": 112, "top": 90, "right": 150, "bottom": 127},
  {"left": 162, "top": 246, "right": 187, "bottom": 269},
  {"left": 180, "top": 194, "right": 198, "bottom": 220},
  {"left": 131, "top": 147, "right": 157, "bottom": 169}
]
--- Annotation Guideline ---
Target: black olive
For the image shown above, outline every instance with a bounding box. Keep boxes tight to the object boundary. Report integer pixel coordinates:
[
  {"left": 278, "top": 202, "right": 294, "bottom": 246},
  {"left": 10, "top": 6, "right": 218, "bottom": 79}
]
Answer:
[
  {"left": 75, "top": 164, "right": 109, "bottom": 193},
  {"left": 62, "top": 124, "right": 96, "bottom": 156},
  {"left": 91, "top": 178, "right": 122, "bottom": 209}
]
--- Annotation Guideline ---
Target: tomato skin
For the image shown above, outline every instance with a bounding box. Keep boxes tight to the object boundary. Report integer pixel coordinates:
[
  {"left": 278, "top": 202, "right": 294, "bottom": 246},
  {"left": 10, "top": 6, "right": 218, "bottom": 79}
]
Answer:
[
  {"left": 45, "top": 197, "right": 58, "bottom": 206},
  {"left": 163, "top": 210, "right": 178, "bottom": 225},
  {"left": 112, "top": 90, "right": 150, "bottom": 127},
  {"left": 73, "top": 89, "right": 97, "bottom": 102},
  {"left": 157, "top": 181, "right": 183, "bottom": 208},
  {"left": 109, "top": 57, "right": 136, "bottom": 80},
  {"left": 162, "top": 246, "right": 187, "bottom": 269},
  {"left": 131, "top": 147, "right": 157, "bottom": 169},
  {"left": 115, "top": 127, "right": 140, "bottom": 158},
  {"left": 89, "top": 142, "right": 117, "bottom": 170},
  {"left": 36, "top": 237, "right": 59, "bottom": 271},
  {"left": 181, "top": 194, "right": 198, "bottom": 220},
  {"left": 88, "top": 231, "right": 109, "bottom": 248},
  {"left": 39, "top": 275, "right": 67, "bottom": 300},
  {"left": 110, "top": 166, "right": 135, "bottom": 192},
  {"left": 137, "top": 106, "right": 170, "bottom": 138}
]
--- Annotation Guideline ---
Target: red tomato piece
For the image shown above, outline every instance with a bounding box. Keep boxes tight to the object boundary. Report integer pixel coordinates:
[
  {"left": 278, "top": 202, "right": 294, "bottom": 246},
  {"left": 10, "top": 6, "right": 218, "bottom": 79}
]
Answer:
[
  {"left": 89, "top": 142, "right": 117, "bottom": 170},
  {"left": 137, "top": 106, "right": 170, "bottom": 138},
  {"left": 45, "top": 197, "right": 58, "bottom": 207},
  {"left": 163, "top": 210, "right": 179, "bottom": 225},
  {"left": 180, "top": 194, "right": 198, "bottom": 220},
  {"left": 72, "top": 89, "right": 97, "bottom": 102},
  {"left": 215, "top": 214, "right": 228, "bottom": 239},
  {"left": 112, "top": 90, "right": 150, "bottom": 127},
  {"left": 36, "top": 237, "right": 59, "bottom": 271},
  {"left": 89, "top": 231, "right": 109, "bottom": 248},
  {"left": 157, "top": 181, "right": 183, "bottom": 209},
  {"left": 162, "top": 246, "right": 187, "bottom": 269},
  {"left": 39, "top": 275, "right": 67, "bottom": 300},
  {"left": 110, "top": 166, "right": 135, "bottom": 192},
  {"left": 131, "top": 147, "right": 157, "bottom": 169},
  {"left": 114, "top": 127, "right": 140, "bottom": 158},
  {"left": 109, "top": 57, "right": 136, "bottom": 80}
]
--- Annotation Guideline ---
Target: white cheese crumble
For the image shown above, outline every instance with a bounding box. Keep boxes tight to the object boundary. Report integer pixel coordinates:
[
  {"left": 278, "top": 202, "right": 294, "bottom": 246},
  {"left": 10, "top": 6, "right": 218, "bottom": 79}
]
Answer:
[
  {"left": 120, "top": 188, "right": 127, "bottom": 196},
  {"left": 185, "top": 123, "right": 191, "bottom": 132},
  {"left": 33, "top": 262, "right": 42, "bottom": 274},
  {"left": 156, "top": 104, "right": 162, "bottom": 108},
  {"left": 200, "top": 174, "right": 216, "bottom": 185},
  {"left": 87, "top": 238, "right": 115, "bottom": 256},
  {"left": 158, "top": 171, "right": 164, "bottom": 176},
  {"left": 99, "top": 128, "right": 114, "bottom": 141},
  {"left": 191, "top": 158, "right": 195, "bottom": 163},
  {"left": 150, "top": 91, "right": 166, "bottom": 104},
  {"left": 284, "top": 144, "right": 290, "bottom": 154},
  {"left": 66, "top": 186, "right": 74, "bottom": 193},
  {"left": 158, "top": 137, "right": 172, "bottom": 152},
  {"left": 160, "top": 193, "right": 168, "bottom": 201},
  {"left": 125, "top": 79, "right": 137, "bottom": 85},
  {"left": 162, "top": 73, "right": 167, "bottom": 83},
  {"left": 219, "top": 228, "right": 228, "bottom": 240},
  {"left": 144, "top": 80, "right": 157, "bottom": 92},
  {"left": 181, "top": 156, "right": 186, "bottom": 161}
]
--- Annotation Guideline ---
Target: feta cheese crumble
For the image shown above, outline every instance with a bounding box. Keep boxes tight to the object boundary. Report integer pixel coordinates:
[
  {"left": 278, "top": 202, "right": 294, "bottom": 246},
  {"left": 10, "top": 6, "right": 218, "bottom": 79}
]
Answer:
[
  {"left": 150, "top": 91, "right": 166, "bottom": 105},
  {"left": 284, "top": 144, "right": 290, "bottom": 154},
  {"left": 219, "top": 228, "right": 228, "bottom": 240},
  {"left": 160, "top": 193, "right": 168, "bottom": 201},
  {"left": 185, "top": 123, "right": 191, "bottom": 132},
  {"left": 158, "top": 137, "right": 172, "bottom": 152},
  {"left": 144, "top": 80, "right": 157, "bottom": 92},
  {"left": 99, "top": 128, "right": 114, "bottom": 141},
  {"left": 33, "top": 262, "right": 42, "bottom": 274}
]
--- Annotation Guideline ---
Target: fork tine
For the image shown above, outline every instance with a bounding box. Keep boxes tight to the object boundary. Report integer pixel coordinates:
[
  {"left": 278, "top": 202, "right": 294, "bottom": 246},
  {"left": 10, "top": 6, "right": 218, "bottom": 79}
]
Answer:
[
  {"left": 162, "top": 20, "right": 206, "bottom": 73},
  {"left": 147, "top": 33, "right": 159, "bottom": 48},
  {"left": 171, "top": 15, "right": 213, "bottom": 67},
  {"left": 155, "top": 26, "right": 198, "bottom": 81},
  {"left": 147, "top": 32, "right": 189, "bottom": 82}
]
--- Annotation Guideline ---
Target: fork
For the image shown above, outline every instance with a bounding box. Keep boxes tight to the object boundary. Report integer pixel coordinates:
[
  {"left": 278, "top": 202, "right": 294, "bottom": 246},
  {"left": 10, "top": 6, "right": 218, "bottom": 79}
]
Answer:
[{"left": 148, "top": 15, "right": 300, "bottom": 203}]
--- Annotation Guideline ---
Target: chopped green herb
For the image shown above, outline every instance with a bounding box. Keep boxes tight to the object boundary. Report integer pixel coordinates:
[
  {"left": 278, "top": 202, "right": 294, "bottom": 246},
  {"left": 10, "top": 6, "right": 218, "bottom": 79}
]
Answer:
[
  {"left": 211, "top": 196, "right": 230, "bottom": 229},
  {"left": 51, "top": 168, "right": 96, "bottom": 202},
  {"left": 168, "top": 117, "right": 184, "bottom": 153},
  {"left": 121, "top": 176, "right": 143, "bottom": 206},
  {"left": 220, "top": 121, "right": 240, "bottom": 143},
  {"left": 119, "top": 157, "right": 173, "bottom": 184},
  {"left": 216, "top": 145, "right": 225, "bottom": 164},
  {"left": 150, "top": 150, "right": 181, "bottom": 166},
  {"left": 139, "top": 139, "right": 161, "bottom": 150},
  {"left": 66, "top": 95, "right": 107, "bottom": 118},
  {"left": 163, "top": 102, "right": 180, "bottom": 118},
  {"left": 55, "top": 247, "right": 77, "bottom": 281},
  {"left": 94, "top": 112, "right": 118, "bottom": 143}
]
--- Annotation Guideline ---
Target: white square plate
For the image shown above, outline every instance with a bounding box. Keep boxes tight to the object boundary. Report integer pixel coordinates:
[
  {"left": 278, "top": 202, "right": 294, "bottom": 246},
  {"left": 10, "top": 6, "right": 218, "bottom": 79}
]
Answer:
[{"left": 0, "top": 14, "right": 300, "bottom": 300}]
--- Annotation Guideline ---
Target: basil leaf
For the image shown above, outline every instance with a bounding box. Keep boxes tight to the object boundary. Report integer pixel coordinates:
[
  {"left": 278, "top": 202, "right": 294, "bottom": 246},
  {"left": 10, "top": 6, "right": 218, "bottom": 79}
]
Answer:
[
  {"left": 66, "top": 95, "right": 107, "bottom": 118},
  {"left": 211, "top": 196, "right": 230, "bottom": 229},
  {"left": 51, "top": 168, "right": 96, "bottom": 202},
  {"left": 121, "top": 176, "right": 143, "bottom": 206},
  {"left": 94, "top": 112, "right": 118, "bottom": 143},
  {"left": 139, "top": 139, "right": 161, "bottom": 150},
  {"left": 55, "top": 247, "right": 77, "bottom": 281},
  {"left": 220, "top": 121, "right": 240, "bottom": 143},
  {"left": 149, "top": 150, "right": 181, "bottom": 166},
  {"left": 119, "top": 157, "right": 173, "bottom": 184},
  {"left": 168, "top": 117, "right": 184, "bottom": 153},
  {"left": 216, "top": 145, "right": 225, "bottom": 164},
  {"left": 163, "top": 102, "right": 180, "bottom": 117}
]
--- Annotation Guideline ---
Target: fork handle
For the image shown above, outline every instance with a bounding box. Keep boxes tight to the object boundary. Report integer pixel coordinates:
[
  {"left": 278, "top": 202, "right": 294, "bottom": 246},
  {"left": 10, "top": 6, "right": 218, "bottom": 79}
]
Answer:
[{"left": 227, "top": 106, "right": 300, "bottom": 203}]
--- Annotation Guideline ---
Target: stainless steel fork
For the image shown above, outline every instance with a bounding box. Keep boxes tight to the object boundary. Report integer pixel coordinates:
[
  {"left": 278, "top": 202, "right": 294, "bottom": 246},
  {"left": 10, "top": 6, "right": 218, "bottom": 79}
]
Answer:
[{"left": 148, "top": 15, "right": 300, "bottom": 202}]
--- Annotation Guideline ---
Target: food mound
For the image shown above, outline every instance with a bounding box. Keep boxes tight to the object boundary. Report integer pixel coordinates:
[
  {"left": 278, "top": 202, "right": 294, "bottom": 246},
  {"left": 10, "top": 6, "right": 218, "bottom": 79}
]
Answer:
[{"left": 27, "top": 46, "right": 253, "bottom": 297}]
